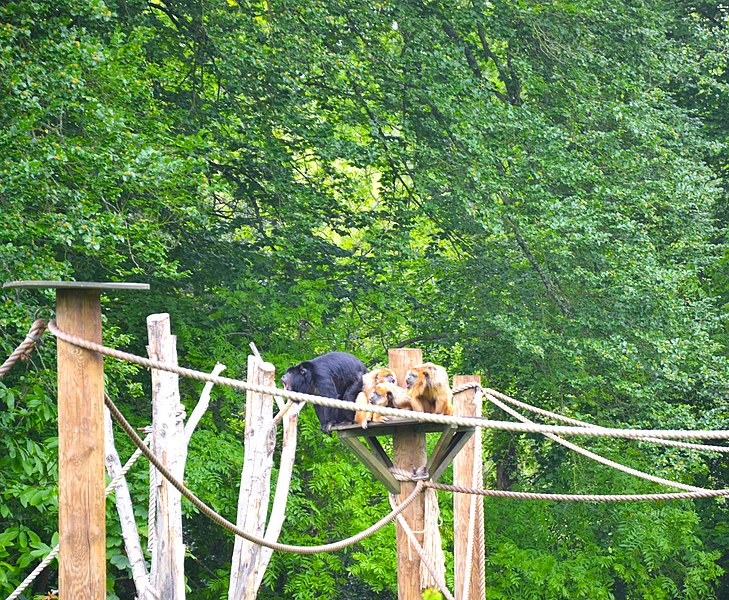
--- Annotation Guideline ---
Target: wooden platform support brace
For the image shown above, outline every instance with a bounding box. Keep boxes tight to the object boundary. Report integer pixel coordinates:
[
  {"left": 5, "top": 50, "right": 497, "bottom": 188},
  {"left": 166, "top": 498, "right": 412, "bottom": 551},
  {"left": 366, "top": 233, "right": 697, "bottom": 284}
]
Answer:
[{"left": 453, "top": 376, "right": 485, "bottom": 600}]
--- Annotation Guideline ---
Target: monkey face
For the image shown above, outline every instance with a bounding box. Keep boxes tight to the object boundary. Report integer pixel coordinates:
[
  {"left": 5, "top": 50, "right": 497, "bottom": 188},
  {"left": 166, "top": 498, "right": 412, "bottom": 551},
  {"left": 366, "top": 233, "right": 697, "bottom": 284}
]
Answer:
[
  {"left": 382, "top": 372, "right": 396, "bottom": 385},
  {"left": 366, "top": 368, "right": 397, "bottom": 388},
  {"left": 369, "top": 386, "right": 392, "bottom": 407},
  {"left": 281, "top": 364, "right": 310, "bottom": 392},
  {"left": 405, "top": 371, "right": 417, "bottom": 388}
]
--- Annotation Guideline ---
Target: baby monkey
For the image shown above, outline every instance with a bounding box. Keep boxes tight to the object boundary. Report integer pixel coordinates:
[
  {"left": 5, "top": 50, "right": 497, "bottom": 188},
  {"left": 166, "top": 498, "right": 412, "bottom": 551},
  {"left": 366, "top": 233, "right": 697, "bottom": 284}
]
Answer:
[{"left": 354, "top": 368, "right": 397, "bottom": 428}]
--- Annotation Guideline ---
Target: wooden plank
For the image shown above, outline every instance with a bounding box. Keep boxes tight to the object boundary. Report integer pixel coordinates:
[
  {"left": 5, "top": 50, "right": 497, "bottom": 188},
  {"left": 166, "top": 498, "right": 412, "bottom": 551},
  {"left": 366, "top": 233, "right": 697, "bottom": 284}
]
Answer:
[
  {"left": 426, "top": 425, "right": 458, "bottom": 480},
  {"left": 429, "top": 429, "right": 475, "bottom": 483},
  {"left": 57, "top": 288, "right": 105, "bottom": 600},
  {"left": 364, "top": 435, "right": 393, "bottom": 468},
  {"left": 335, "top": 419, "right": 451, "bottom": 437},
  {"left": 339, "top": 436, "right": 400, "bottom": 494},
  {"left": 389, "top": 348, "right": 429, "bottom": 600},
  {"left": 4, "top": 280, "right": 149, "bottom": 290},
  {"left": 453, "top": 375, "right": 485, "bottom": 600}
]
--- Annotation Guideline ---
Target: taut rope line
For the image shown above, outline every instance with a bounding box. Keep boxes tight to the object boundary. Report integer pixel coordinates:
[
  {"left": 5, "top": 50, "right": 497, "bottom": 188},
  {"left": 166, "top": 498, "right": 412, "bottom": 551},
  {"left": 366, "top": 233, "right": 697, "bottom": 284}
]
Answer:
[
  {"left": 46, "top": 321, "right": 729, "bottom": 441},
  {"left": 485, "top": 392, "right": 706, "bottom": 492},
  {"left": 425, "top": 482, "right": 729, "bottom": 502},
  {"left": 486, "top": 388, "right": 729, "bottom": 454}
]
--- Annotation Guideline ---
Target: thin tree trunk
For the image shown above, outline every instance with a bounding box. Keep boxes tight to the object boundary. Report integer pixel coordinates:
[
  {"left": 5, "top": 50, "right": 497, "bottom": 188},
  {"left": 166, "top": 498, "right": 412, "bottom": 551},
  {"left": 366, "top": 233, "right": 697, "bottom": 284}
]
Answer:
[
  {"left": 147, "top": 313, "right": 186, "bottom": 600},
  {"left": 228, "top": 355, "right": 276, "bottom": 600}
]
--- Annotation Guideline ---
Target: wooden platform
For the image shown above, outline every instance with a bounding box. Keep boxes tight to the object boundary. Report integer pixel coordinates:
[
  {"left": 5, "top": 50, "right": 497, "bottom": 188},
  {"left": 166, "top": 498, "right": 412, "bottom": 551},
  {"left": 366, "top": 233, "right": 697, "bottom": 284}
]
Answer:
[{"left": 332, "top": 419, "right": 476, "bottom": 493}]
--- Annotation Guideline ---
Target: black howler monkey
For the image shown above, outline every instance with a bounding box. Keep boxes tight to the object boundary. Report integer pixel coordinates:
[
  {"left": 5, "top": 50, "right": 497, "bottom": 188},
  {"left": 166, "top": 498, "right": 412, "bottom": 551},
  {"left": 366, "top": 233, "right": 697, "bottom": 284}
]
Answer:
[{"left": 281, "top": 352, "right": 368, "bottom": 433}]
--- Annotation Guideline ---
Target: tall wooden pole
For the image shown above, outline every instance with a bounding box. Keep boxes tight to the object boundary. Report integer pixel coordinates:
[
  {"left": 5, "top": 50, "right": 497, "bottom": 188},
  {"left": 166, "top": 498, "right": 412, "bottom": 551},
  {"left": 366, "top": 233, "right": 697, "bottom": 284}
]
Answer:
[
  {"left": 388, "top": 348, "right": 425, "bottom": 600},
  {"left": 56, "top": 288, "right": 106, "bottom": 600},
  {"left": 453, "top": 375, "right": 485, "bottom": 600},
  {"left": 147, "top": 313, "right": 186, "bottom": 599},
  {"left": 229, "top": 354, "right": 276, "bottom": 600},
  {"left": 3, "top": 280, "right": 149, "bottom": 600}
]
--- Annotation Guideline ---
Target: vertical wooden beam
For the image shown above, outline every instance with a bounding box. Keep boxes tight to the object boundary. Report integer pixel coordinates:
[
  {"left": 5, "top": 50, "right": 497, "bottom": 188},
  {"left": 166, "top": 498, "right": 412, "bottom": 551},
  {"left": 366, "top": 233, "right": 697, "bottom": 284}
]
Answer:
[
  {"left": 57, "top": 288, "right": 106, "bottom": 600},
  {"left": 229, "top": 355, "right": 276, "bottom": 600},
  {"left": 3, "top": 281, "right": 148, "bottom": 599},
  {"left": 147, "top": 314, "right": 186, "bottom": 600},
  {"left": 388, "top": 348, "right": 425, "bottom": 600},
  {"left": 453, "top": 375, "right": 485, "bottom": 600}
]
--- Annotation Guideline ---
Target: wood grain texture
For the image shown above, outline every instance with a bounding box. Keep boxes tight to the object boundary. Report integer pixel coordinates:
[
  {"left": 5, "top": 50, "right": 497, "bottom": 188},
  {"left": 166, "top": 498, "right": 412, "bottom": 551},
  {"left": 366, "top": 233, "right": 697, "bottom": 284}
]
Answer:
[
  {"left": 229, "top": 355, "right": 276, "bottom": 600},
  {"left": 147, "top": 314, "right": 186, "bottom": 600},
  {"left": 388, "top": 348, "right": 427, "bottom": 600},
  {"left": 57, "top": 288, "right": 106, "bottom": 600},
  {"left": 452, "top": 375, "right": 485, "bottom": 600}
]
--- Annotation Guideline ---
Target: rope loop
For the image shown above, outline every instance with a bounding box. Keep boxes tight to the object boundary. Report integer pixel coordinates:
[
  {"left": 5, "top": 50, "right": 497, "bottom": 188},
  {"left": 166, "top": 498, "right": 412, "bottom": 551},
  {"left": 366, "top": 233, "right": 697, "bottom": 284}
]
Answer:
[
  {"left": 451, "top": 381, "right": 481, "bottom": 395},
  {"left": 390, "top": 466, "right": 430, "bottom": 482}
]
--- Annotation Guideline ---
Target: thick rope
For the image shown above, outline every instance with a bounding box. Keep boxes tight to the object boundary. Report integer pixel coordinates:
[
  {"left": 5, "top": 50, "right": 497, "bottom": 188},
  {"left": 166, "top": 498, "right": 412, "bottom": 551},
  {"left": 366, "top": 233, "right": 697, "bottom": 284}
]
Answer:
[
  {"left": 390, "top": 466, "right": 430, "bottom": 482},
  {"left": 0, "top": 319, "right": 47, "bottom": 378},
  {"left": 485, "top": 392, "right": 706, "bottom": 492},
  {"left": 486, "top": 388, "right": 729, "bottom": 454},
  {"left": 388, "top": 494, "right": 456, "bottom": 600},
  {"left": 147, "top": 430, "right": 157, "bottom": 555},
  {"left": 104, "top": 392, "right": 424, "bottom": 554},
  {"left": 46, "top": 321, "right": 729, "bottom": 441},
  {"left": 5, "top": 434, "right": 150, "bottom": 600},
  {"left": 426, "top": 481, "right": 729, "bottom": 502},
  {"left": 4, "top": 545, "right": 58, "bottom": 600}
]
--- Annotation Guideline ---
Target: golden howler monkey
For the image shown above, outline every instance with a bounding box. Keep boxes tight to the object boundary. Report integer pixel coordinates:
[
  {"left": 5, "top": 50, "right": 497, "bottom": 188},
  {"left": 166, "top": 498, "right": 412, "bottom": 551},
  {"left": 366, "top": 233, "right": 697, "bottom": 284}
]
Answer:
[
  {"left": 354, "top": 368, "right": 397, "bottom": 428},
  {"left": 368, "top": 381, "right": 412, "bottom": 412},
  {"left": 404, "top": 363, "right": 453, "bottom": 415}
]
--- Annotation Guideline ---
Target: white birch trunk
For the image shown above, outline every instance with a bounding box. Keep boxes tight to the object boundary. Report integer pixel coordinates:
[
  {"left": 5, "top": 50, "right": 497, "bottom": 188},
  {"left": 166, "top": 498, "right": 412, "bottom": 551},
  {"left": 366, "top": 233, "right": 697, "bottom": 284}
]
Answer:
[
  {"left": 253, "top": 400, "right": 305, "bottom": 591},
  {"left": 104, "top": 407, "right": 153, "bottom": 599},
  {"left": 228, "top": 356, "right": 276, "bottom": 600},
  {"left": 147, "top": 313, "right": 186, "bottom": 600}
]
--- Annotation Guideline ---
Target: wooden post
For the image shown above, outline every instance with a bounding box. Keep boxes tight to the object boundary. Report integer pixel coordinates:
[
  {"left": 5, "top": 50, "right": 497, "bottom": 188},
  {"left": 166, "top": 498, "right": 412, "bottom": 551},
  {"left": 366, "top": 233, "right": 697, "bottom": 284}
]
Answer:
[
  {"left": 253, "top": 399, "right": 305, "bottom": 592},
  {"left": 388, "top": 348, "right": 426, "bottom": 600},
  {"left": 148, "top": 313, "right": 186, "bottom": 600},
  {"left": 453, "top": 375, "right": 485, "bottom": 600},
  {"left": 2, "top": 281, "right": 148, "bottom": 600},
  {"left": 229, "top": 355, "right": 276, "bottom": 600},
  {"left": 56, "top": 288, "right": 106, "bottom": 600}
]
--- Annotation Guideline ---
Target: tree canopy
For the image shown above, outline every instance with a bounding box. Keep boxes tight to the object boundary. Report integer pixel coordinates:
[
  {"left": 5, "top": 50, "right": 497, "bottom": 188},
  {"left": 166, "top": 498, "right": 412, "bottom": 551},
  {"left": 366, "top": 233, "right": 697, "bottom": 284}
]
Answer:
[{"left": 1, "top": 0, "right": 729, "bottom": 598}]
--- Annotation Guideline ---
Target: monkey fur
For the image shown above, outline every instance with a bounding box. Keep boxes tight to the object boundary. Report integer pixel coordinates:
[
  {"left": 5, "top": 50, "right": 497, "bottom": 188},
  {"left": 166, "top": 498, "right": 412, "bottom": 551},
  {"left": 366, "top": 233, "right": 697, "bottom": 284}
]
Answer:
[
  {"left": 354, "top": 368, "right": 397, "bottom": 428},
  {"left": 368, "top": 381, "right": 412, "bottom": 412},
  {"left": 281, "top": 351, "right": 368, "bottom": 433},
  {"left": 404, "top": 362, "right": 453, "bottom": 415}
]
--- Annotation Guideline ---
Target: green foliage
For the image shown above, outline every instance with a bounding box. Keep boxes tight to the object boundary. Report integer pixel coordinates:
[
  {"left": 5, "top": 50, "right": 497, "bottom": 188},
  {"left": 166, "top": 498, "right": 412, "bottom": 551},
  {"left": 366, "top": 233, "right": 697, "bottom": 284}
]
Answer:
[
  {"left": 0, "top": 377, "right": 59, "bottom": 595},
  {"left": 1, "top": 0, "right": 729, "bottom": 597}
]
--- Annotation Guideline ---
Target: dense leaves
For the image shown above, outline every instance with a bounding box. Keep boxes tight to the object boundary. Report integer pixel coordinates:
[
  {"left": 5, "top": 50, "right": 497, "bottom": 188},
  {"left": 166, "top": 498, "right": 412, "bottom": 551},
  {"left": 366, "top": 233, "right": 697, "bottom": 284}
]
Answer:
[{"left": 1, "top": 0, "right": 729, "bottom": 598}]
